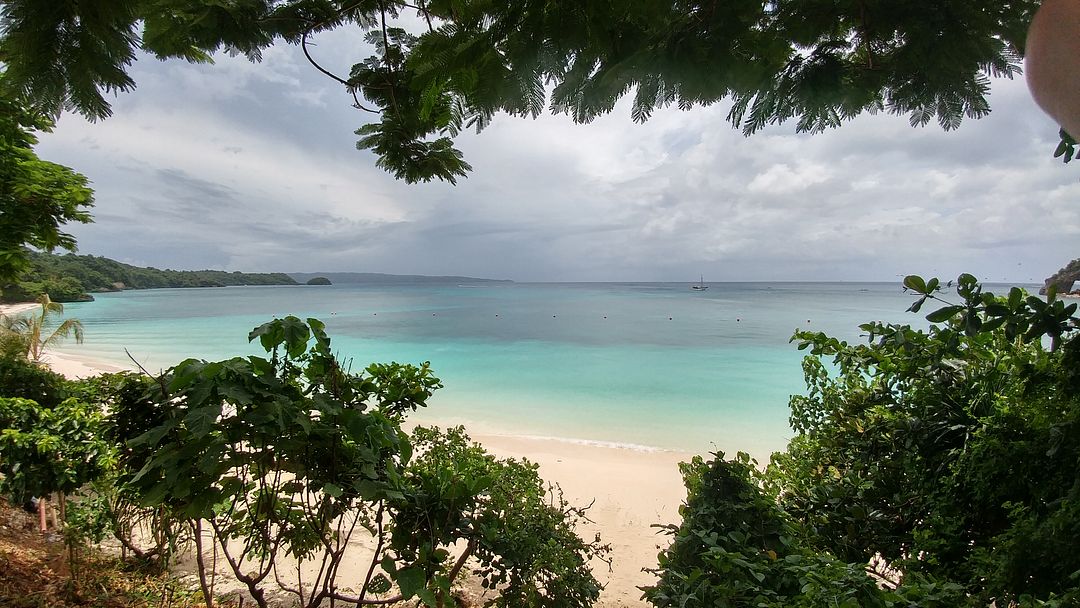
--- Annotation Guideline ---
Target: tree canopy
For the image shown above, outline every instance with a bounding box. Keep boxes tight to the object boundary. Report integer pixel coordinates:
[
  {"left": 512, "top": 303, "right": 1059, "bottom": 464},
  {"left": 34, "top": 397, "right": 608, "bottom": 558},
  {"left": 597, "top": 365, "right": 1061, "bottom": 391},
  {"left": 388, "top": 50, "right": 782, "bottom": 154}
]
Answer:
[
  {"left": 0, "top": 71, "right": 93, "bottom": 290},
  {"left": 0, "top": 0, "right": 1046, "bottom": 184},
  {"left": 646, "top": 277, "right": 1080, "bottom": 607}
]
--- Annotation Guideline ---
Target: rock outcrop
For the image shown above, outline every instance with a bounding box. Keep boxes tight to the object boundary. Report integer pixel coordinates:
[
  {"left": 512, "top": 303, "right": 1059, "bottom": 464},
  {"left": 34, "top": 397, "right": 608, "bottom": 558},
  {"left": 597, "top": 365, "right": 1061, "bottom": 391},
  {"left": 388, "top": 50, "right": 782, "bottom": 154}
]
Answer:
[{"left": 1041, "top": 258, "right": 1080, "bottom": 295}]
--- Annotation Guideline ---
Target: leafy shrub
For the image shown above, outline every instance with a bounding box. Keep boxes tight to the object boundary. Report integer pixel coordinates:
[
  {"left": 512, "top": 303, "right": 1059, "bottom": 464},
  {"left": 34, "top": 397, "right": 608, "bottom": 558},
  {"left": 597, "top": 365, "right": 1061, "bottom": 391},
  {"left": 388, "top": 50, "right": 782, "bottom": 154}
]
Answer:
[
  {"left": 643, "top": 452, "right": 893, "bottom": 608},
  {"left": 647, "top": 276, "right": 1080, "bottom": 607},
  {"left": 402, "top": 426, "right": 609, "bottom": 607},
  {"left": 0, "top": 355, "right": 68, "bottom": 408},
  {"left": 115, "top": 316, "right": 605, "bottom": 608},
  {"left": 0, "top": 397, "right": 111, "bottom": 504}
]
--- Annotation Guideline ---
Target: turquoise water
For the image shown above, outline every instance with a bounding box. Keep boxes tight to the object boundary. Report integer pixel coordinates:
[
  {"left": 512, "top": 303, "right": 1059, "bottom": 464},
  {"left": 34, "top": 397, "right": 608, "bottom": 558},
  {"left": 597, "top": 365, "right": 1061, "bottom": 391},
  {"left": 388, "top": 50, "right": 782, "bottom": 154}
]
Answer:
[{"left": 53, "top": 282, "right": 996, "bottom": 457}]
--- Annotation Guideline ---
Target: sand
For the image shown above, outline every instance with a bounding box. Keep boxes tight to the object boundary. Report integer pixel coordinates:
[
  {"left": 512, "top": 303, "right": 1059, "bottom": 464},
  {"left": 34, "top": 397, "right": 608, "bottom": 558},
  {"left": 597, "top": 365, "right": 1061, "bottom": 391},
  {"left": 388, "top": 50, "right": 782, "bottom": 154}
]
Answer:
[
  {"left": 36, "top": 346, "right": 693, "bottom": 607},
  {"left": 0, "top": 302, "right": 38, "bottom": 316},
  {"left": 474, "top": 434, "right": 689, "bottom": 605}
]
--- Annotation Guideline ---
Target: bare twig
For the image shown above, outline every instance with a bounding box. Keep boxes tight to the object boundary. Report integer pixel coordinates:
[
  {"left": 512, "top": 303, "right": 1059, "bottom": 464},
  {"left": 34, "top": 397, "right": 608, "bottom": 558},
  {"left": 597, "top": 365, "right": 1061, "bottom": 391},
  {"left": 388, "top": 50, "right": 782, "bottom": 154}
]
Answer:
[
  {"left": 357, "top": 502, "right": 386, "bottom": 606},
  {"left": 193, "top": 520, "right": 215, "bottom": 608}
]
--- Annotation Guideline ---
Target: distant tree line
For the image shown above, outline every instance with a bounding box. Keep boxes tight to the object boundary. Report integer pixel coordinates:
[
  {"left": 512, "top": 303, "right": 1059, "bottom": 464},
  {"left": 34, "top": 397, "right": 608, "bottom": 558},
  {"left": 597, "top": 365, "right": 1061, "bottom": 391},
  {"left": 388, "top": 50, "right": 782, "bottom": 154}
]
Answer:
[{"left": 3, "top": 251, "right": 296, "bottom": 303}]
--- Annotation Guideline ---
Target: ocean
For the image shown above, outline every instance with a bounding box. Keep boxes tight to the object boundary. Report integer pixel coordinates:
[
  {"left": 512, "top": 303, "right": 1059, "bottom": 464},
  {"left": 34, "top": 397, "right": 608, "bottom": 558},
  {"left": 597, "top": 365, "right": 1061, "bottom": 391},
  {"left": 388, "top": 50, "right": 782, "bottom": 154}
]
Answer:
[{"left": 52, "top": 281, "right": 1017, "bottom": 458}]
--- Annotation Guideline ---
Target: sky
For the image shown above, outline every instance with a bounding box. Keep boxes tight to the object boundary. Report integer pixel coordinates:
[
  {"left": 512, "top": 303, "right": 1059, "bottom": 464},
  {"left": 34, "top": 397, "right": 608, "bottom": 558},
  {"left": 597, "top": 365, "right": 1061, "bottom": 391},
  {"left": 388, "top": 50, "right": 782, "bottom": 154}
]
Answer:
[{"left": 34, "top": 28, "right": 1080, "bottom": 283}]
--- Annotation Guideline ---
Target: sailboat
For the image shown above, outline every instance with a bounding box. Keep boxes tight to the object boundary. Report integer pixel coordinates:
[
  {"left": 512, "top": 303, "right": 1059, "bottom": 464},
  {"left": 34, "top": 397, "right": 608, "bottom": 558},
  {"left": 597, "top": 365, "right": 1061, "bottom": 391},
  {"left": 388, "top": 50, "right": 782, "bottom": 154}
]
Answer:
[{"left": 690, "top": 275, "right": 709, "bottom": 290}]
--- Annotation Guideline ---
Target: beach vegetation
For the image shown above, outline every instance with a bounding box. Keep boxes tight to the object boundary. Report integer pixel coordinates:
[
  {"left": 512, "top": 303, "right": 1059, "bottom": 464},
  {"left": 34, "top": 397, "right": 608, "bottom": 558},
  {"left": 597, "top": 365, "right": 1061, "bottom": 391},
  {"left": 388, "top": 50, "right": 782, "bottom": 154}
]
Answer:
[
  {"left": 0, "top": 294, "right": 84, "bottom": 363},
  {"left": 0, "top": 315, "right": 607, "bottom": 607},
  {"left": 0, "top": 396, "right": 111, "bottom": 513},
  {"left": 0, "top": 0, "right": 1056, "bottom": 184},
  {"left": 5, "top": 275, "right": 87, "bottom": 304},
  {"left": 0, "top": 355, "right": 69, "bottom": 408},
  {"left": 646, "top": 276, "right": 1080, "bottom": 607}
]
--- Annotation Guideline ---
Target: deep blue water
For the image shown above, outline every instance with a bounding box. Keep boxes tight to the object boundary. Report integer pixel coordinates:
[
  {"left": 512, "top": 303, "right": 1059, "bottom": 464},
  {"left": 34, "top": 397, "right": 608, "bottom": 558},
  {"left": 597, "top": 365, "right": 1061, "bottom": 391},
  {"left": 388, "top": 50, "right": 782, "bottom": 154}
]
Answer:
[{"left": 53, "top": 281, "right": 1033, "bottom": 457}]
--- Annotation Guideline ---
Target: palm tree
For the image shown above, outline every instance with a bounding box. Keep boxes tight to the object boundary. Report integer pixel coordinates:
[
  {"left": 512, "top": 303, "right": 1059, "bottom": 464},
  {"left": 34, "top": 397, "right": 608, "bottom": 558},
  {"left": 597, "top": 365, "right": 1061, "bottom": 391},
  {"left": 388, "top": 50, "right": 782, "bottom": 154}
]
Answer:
[{"left": 0, "top": 294, "right": 83, "bottom": 362}]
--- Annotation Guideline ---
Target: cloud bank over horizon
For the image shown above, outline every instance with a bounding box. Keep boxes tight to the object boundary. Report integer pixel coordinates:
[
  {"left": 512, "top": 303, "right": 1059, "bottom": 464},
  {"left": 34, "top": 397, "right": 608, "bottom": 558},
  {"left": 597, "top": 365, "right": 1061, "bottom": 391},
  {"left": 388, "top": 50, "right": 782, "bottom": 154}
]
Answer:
[{"left": 33, "top": 34, "right": 1079, "bottom": 284}]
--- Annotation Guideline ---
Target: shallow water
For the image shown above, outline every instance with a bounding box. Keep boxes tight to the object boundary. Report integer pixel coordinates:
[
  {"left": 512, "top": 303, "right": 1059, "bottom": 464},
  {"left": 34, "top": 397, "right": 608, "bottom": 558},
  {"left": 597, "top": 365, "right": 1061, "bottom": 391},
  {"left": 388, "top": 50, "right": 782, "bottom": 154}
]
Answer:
[{"left": 55, "top": 281, "right": 1029, "bottom": 456}]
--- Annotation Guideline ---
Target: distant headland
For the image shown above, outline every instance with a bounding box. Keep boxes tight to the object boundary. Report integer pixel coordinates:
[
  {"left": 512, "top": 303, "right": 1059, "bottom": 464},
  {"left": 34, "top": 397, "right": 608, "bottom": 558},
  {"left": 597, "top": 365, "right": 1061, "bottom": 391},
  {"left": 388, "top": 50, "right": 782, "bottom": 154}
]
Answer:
[
  {"left": 1041, "top": 258, "right": 1080, "bottom": 296},
  {"left": 1, "top": 252, "right": 512, "bottom": 303},
  {"left": 288, "top": 272, "right": 512, "bottom": 285}
]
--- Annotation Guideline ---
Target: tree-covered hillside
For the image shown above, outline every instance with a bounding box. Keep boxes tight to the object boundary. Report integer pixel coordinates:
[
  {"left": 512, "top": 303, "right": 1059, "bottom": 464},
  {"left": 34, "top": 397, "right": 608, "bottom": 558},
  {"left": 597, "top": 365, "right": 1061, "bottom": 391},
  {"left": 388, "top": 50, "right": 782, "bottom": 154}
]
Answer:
[{"left": 3, "top": 252, "right": 296, "bottom": 302}]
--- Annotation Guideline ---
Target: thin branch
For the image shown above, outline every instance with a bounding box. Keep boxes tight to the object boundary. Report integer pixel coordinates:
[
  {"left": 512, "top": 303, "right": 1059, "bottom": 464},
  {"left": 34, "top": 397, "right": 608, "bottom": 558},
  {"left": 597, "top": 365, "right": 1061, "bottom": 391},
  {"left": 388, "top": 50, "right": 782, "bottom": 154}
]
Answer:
[
  {"left": 125, "top": 348, "right": 169, "bottom": 396},
  {"left": 193, "top": 520, "right": 216, "bottom": 608},
  {"left": 408, "top": 0, "right": 435, "bottom": 32},
  {"left": 300, "top": 30, "right": 380, "bottom": 114},
  {"left": 301, "top": 31, "right": 351, "bottom": 86},
  {"left": 357, "top": 502, "right": 386, "bottom": 606},
  {"left": 378, "top": 0, "right": 401, "bottom": 116},
  {"left": 272, "top": 561, "right": 304, "bottom": 605},
  {"left": 447, "top": 538, "right": 476, "bottom": 583}
]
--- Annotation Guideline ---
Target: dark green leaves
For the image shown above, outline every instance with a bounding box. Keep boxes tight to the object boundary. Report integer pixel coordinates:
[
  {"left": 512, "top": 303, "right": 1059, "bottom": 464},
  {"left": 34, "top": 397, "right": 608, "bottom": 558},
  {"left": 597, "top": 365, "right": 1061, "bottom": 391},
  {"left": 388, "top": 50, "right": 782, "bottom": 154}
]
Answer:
[
  {"left": 0, "top": 72, "right": 94, "bottom": 287},
  {"left": 248, "top": 315, "right": 311, "bottom": 358},
  {"left": 0, "top": 0, "right": 1051, "bottom": 184},
  {"left": 1054, "top": 129, "right": 1077, "bottom": 164},
  {"left": 899, "top": 274, "right": 1079, "bottom": 347},
  {"left": 767, "top": 275, "right": 1080, "bottom": 606},
  {"left": 0, "top": 396, "right": 112, "bottom": 503},
  {"left": 395, "top": 566, "right": 426, "bottom": 600},
  {"left": 926, "top": 305, "right": 963, "bottom": 323}
]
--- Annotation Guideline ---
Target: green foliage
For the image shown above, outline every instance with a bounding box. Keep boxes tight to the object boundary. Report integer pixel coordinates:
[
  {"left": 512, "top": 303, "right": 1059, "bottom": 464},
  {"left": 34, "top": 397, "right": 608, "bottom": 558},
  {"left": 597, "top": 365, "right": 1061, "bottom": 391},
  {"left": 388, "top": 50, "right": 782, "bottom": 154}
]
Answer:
[
  {"left": 0, "top": 71, "right": 93, "bottom": 288},
  {"left": 644, "top": 452, "right": 896, "bottom": 608},
  {"left": 402, "top": 426, "right": 608, "bottom": 607},
  {"left": 0, "top": 0, "right": 1046, "bottom": 183},
  {"left": 647, "top": 276, "right": 1079, "bottom": 608},
  {"left": 766, "top": 277, "right": 1080, "bottom": 605},
  {"left": 0, "top": 397, "right": 112, "bottom": 504},
  {"left": 1054, "top": 129, "right": 1077, "bottom": 164},
  {"left": 0, "top": 355, "right": 68, "bottom": 408},
  {"left": 0, "top": 294, "right": 84, "bottom": 362},
  {"left": 71, "top": 372, "right": 193, "bottom": 567},
  {"left": 5, "top": 251, "right": 298, "bottom": 301},
  {"left": 113, "top": 316, "right": 603, "bottom": 608},
  {"left": 9, "top": 274, "right": 87, "bottom": 303}
]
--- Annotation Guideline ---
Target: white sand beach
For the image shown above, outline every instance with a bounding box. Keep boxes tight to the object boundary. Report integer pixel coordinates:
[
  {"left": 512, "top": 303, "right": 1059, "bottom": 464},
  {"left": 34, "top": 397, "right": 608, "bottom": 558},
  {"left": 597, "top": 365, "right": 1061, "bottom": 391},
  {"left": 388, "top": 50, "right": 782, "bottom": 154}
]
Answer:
[
  {"left": 0, "top": 302, "right": 39, "bottom": 316},
  {"left": 36, "top": 346, "right": 692, "bottom": 606}
]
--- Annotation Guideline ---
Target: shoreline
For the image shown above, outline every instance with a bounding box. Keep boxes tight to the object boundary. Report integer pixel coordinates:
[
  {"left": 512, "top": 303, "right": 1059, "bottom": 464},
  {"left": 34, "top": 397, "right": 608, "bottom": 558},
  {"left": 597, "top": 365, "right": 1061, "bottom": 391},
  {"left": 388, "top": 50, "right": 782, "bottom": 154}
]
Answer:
[
  {"left": 0, "top": 302, "right": 39, "bottom": 316},
  {"left": 42, "top": 347, "right": 693, "bottom": 606}
]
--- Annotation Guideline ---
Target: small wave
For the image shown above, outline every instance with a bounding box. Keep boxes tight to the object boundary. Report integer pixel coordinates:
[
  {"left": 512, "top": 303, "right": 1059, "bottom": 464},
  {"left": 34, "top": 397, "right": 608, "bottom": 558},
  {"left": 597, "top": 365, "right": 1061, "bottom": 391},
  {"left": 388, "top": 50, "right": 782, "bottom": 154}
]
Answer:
[{"left": 496, "top": 433, "right": 672, "bottom": 453}]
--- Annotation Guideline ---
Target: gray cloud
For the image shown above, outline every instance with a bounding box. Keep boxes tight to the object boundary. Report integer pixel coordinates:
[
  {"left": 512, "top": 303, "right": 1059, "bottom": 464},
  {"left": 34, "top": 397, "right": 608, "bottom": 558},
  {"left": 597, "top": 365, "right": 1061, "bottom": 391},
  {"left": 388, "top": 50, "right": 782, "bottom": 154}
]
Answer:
[{"left": 30, "top": 40, "right": 1080, "bottom": 283}]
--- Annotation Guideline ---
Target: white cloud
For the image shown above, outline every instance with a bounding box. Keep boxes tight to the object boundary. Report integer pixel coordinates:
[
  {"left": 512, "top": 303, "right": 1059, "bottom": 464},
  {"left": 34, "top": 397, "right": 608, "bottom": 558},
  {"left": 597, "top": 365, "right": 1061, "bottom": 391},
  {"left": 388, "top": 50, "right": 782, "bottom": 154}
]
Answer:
[{"left": 27, "top": 43, "right": 1080, "bottom": 282}]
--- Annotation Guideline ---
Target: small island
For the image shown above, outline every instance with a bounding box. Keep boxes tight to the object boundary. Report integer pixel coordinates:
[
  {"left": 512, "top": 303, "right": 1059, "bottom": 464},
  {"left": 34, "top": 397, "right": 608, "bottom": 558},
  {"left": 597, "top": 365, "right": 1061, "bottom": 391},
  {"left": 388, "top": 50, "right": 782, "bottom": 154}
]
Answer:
[{"left": 305, "top": 276, "right": 332, "bottom": 285}]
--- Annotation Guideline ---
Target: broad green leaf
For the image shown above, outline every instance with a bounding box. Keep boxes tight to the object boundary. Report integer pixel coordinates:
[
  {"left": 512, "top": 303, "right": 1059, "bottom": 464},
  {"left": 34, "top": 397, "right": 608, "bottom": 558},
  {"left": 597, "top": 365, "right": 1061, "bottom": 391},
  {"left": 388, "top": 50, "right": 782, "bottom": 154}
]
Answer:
[
  {"left": 396, "top": 567, "right": 426, "bottom": 599},
  {"left": 903, "top": 275, "right": 927, "bottom": 293},
  {"left": 926, "top": 306, "right": 962, "bottom": 323}
]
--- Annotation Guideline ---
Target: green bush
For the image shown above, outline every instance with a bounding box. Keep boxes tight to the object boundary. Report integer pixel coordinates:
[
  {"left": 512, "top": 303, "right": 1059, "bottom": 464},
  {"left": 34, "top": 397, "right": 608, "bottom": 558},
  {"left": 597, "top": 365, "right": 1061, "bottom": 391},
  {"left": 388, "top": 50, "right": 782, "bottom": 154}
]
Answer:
[
  {"left": 769, "top": 279, "right": 1080, "bottom": 604},
  {"left": 0, "top": 355, "right": 68, "bottom": 408},
  {"left": 643, "top": 453, "right": 896, "bottom": 608},
  {"left": 647, "top": 277, "right": 1080, "bottom": 607},
  {"left": 115, "top": 316, "right": 606, "bottom": 608},
  {"left": 0, "top": 396, "right": 111, "bottom": 504}
]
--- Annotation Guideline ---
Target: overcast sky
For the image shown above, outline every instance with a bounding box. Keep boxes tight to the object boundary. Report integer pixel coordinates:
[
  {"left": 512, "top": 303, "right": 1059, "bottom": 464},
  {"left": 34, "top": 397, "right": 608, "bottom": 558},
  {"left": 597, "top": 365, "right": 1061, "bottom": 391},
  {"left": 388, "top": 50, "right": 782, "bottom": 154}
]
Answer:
[{"left": 34, "top": 29, "right": 1079, "bottom": 283}]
